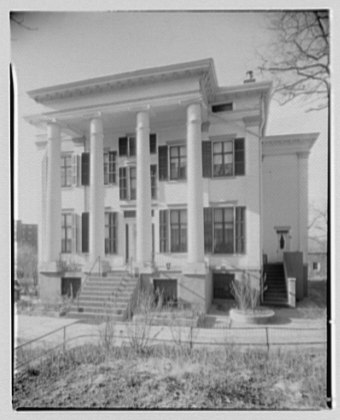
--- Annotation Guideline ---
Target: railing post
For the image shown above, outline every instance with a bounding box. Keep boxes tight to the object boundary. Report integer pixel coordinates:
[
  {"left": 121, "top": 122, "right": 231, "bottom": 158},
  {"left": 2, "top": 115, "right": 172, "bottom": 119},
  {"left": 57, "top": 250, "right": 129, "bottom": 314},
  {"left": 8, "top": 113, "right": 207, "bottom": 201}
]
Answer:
[
  {"left": 63, "top": 326, "right": 66, "bottom": 352},
  {"left": 265, "top": 327, "right": 270, "bottom": 352}
]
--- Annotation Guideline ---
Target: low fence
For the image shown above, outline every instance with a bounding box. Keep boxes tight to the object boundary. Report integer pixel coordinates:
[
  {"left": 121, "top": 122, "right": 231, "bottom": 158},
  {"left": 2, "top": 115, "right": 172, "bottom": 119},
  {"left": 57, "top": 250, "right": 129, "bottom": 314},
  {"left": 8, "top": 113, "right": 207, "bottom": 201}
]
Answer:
[{"left": 14, "top": 321, "right": 327, "bottom": 372}]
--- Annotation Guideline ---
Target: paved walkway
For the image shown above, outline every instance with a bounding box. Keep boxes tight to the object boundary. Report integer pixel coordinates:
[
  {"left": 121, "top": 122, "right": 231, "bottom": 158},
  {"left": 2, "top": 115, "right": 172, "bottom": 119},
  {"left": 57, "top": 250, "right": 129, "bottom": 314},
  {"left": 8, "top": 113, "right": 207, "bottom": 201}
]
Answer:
[{"left": 14, "top": 305, "right": 327, "bottom": 356}]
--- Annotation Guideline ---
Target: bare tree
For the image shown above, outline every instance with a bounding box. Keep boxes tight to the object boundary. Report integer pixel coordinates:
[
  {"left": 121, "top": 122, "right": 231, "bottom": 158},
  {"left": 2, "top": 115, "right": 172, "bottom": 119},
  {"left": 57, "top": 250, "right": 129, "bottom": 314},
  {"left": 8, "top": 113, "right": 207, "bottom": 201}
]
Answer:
[
  {"left": 259, "top": 11, "right": 329, "bottom": 111},
  {"left": 308, "top": 203, "right": 327, "bottom": 250}
]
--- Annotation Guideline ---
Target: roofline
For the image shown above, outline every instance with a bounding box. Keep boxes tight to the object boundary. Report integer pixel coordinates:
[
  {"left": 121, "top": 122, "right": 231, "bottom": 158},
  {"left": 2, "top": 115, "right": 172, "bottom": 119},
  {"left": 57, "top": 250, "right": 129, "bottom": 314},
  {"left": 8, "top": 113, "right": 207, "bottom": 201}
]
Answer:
[
  {"left": 27, "top": 58, "right": 217, "bottom": 101},
  {"left": 216, "top": 81, "right": 272, "bottom": 97},
  {"left": 264, "top": 132, "right": 319, "bottom": 144}
]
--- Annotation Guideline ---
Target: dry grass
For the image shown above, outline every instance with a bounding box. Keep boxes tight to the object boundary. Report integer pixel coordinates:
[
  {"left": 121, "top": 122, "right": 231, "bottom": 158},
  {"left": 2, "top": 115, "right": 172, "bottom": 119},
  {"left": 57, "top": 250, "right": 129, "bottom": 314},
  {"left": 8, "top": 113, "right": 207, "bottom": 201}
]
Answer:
[{"left": 13, "top": 343, "right": 327, "bottom": 409}]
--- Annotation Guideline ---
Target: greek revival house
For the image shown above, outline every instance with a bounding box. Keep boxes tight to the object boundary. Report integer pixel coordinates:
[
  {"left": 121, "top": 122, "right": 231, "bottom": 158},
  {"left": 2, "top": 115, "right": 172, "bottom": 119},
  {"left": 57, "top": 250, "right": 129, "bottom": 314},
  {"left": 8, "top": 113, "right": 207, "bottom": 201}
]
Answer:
[{"left": 26, "top": 59, "right": 318, "bottom": 318}]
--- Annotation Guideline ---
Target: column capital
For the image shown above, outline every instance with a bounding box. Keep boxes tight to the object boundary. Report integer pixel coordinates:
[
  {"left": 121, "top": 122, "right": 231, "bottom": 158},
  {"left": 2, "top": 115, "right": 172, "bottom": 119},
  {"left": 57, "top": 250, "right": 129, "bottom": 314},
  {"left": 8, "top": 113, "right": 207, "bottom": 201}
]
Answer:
[
  {"left": 136, "top": 110, "right": 150, "bottom": 130},
  {"left": 187, "top": 102, "right": 202, "bottom": 124},
  {"left": 90, "top": 116, "right": 103, "bottom": 134}
]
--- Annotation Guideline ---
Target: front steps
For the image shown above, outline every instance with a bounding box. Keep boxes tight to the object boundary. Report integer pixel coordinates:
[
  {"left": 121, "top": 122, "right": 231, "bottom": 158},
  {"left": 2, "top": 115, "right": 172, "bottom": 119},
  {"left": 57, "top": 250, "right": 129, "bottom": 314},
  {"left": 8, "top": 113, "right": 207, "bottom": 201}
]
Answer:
[
  {"left": 263, "top": 263, "right": 288, "bottom": 306},
  {"left": 68, "top": 271, "right": 138, "bottom": 321}
]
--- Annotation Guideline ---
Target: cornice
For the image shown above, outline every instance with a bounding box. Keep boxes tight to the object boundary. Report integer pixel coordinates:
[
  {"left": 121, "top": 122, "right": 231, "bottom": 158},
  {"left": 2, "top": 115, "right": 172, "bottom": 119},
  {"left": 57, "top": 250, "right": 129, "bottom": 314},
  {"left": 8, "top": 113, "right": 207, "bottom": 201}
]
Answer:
[
  {"left": 262, "top": 133, "right": 319, "bottom": 156},
  {"left": 27, "top": 58, "right": 217, "bottom": 104}
]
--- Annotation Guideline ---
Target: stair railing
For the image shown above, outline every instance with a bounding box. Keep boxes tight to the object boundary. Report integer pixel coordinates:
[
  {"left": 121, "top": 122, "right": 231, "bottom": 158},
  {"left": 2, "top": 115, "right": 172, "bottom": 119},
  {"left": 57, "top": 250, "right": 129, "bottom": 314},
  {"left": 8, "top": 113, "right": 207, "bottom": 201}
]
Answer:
[{"left": 77, "top": 256, "right": 101, "bottom": 311}]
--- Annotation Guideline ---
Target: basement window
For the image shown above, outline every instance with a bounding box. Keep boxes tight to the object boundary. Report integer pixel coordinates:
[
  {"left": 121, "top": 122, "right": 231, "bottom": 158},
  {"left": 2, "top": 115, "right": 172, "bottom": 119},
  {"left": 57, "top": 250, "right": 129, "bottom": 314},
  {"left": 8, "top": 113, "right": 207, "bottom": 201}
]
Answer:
[
  {"left": 211, "top": 102, "right": 233, "bottom": 113},
  {"left": 153, "top": 279, "right": 177, "bottom": 307}
]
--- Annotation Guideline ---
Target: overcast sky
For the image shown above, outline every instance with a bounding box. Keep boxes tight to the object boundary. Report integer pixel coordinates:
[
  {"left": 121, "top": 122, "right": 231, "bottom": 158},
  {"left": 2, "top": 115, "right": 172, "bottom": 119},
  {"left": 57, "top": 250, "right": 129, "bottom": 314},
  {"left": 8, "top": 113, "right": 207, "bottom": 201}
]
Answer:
[{"left": 11, "top": 11, "right": 328, "bottom": 224}]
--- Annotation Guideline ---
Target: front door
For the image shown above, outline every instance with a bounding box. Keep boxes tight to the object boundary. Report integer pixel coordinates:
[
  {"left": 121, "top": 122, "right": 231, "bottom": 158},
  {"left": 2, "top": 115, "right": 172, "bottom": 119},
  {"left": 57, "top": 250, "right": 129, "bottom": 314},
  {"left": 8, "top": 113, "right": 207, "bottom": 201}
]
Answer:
[
  {"left": 276, "top": 230, "right": 289, "bottom": 262},
  {"left": 125, "top": 221, "right": 136, "bottom": 265}
]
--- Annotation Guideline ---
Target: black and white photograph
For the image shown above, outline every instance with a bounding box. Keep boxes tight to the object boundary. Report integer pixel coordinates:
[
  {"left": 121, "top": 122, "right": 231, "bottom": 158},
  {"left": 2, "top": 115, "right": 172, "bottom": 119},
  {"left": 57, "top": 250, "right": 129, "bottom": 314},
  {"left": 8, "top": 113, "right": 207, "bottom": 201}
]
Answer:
[{"left": 8, "top": 3, "right": 334, "bottom": 413}]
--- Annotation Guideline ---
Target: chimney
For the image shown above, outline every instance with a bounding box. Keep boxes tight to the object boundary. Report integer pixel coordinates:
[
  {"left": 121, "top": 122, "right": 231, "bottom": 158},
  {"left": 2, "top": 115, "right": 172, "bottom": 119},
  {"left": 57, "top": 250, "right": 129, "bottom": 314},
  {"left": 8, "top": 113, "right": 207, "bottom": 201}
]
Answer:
[{"left": 244, "top": 71, "right": 255, "bottom": 84}]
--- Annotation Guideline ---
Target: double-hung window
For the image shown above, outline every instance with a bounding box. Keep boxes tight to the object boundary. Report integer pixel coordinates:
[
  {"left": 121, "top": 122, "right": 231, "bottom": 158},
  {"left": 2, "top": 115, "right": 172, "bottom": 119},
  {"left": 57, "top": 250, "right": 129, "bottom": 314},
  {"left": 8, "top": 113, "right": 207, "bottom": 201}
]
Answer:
[
  {"left": 104, "top": 151, "right": 117, "bottom": 185},
  {"left": 170, "top": 145, "right": 186, "bottom": 180},
  {"left": 105, "top": 212, "right": 117, "bottom": 254},
  {"left": 213, "top": 208, "right": 234, "bottom": 253},
  {"left": 119, "top": 165, "right": 156, "bottom": 201},
  {"left": 61, "top": 213, "right": 73, "bottom": 253},
  {"left": 204, "top": 206, "right": 246, "bottom": 254},
  {"left": 61, "top": 154, "right": 73, "bottom": 187},
  {"left": 170, "top": 209, "right": 187, "bottom": 252},
  {"left": 213, "top": 140, "right": 233, "bottom": 177}
]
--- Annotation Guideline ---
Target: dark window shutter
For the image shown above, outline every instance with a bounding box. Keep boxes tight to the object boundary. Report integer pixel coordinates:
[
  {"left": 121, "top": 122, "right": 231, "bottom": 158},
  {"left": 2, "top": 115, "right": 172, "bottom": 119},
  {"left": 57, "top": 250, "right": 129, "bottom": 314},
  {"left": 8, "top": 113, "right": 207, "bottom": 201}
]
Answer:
[
  {"left": 119, "top": 167, "right": 127, "bottom": 200},
  {"left": 129, "top": 137, "right": 136, "bottom": 157},
  {"left": 81, "top": 212, "right": 89, "bottom": 253},
  {"left": 235, "top": 206, "right": 246, "bottom": 253},
  {"left": 158, "top": 146, "right": 168, "bottom": 181},
  {"left": 234, "top": 138, "right": 245, "bottom": 176},
  {"left": 119, "top": 137, "right": 128, "bottom": 156},
  {"left": 159, "top": 209, "right": 169, "bottom": 252},
  {"left": 202, "top": 141, "right": 212, "bottom": 178},
  {"left": 109, "top": 151, "right": 117, "bottom": 183},
  {"left": 150, "top": 134, "right": 157, "bottom": 154},
  {"left": 204, "top": 207, "right": 213, "bottom": 253},
  {"left": 81, "top": 153, "right": 90, "bottom": 186}
]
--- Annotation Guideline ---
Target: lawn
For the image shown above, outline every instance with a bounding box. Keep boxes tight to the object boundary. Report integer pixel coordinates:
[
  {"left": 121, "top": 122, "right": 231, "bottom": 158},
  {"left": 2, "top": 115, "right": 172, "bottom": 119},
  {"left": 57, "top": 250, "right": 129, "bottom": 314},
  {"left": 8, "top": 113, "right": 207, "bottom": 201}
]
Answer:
[{"left": 13, "top": 343, "right": 327, "bottom": 409}]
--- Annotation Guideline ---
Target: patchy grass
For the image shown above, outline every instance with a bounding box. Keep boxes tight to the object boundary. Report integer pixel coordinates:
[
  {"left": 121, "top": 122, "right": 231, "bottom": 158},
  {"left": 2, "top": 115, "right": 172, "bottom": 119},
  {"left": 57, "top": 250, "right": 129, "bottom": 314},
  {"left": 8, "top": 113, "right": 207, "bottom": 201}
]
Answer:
[{"left": 13, "top": 344, "right": 327, "bottom": 409}]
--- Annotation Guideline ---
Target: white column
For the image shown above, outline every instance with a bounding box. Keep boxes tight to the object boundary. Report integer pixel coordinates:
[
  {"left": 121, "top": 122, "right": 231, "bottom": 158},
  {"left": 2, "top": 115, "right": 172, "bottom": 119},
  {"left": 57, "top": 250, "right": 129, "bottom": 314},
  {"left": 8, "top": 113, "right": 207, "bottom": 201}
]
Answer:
[
  {"left": 187, "top": 103, "right": 205, "bottom": 267},
  {"left": 136, "top": 111, "right": 152, "bottom": 268},
  {"left": 89, "top": 116, "right": 105, "bottom": 262},
  {"left": 297, "top": 152, "right": 309, "bottom": 263},
  {"left": 46, "top": 122, "right": 61, "bottom": 262}
]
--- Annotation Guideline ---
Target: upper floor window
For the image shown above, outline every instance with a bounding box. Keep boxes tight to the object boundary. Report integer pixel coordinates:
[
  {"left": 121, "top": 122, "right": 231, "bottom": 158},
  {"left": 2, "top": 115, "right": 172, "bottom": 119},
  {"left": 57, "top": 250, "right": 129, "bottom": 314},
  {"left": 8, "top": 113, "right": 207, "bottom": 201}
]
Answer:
[
  {"left": 119, "top": 136, "right": 135, "bottom": 157},
  {"left": 170, "top": 145, "right": 186, "bottom": 180},
  {"left": 213, "top": 141, "right": 233, "bottom": 177},
  {"left": 150, "top": 165, "right": 157, "bottom": 199},
  {"left": 119, "top": 165, "right": 155, "bottom": 201},
  {"left": 119, "top": 133, "right": 157, "bottom": 157},
  {"left": 61, "top": 154, "right": 73, "bottom": 187},
  {"left": 104, "top": 151, "right": 117, "bottom": 185}
]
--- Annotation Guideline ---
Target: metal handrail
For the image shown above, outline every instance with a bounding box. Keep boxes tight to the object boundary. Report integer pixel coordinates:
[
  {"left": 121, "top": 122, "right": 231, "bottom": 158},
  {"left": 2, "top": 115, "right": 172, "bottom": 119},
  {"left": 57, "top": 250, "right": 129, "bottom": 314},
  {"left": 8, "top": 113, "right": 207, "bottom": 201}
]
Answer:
[{"left": 77, "top": 256, "right": 101, "bottom": 310}]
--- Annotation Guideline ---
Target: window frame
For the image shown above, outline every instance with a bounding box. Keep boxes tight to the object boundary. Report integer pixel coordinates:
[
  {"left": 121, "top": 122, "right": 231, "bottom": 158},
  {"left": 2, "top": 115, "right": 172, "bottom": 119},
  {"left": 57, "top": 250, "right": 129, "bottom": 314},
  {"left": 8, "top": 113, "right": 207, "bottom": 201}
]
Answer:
[
  {"left": 105, "top": 212, "right": 117, "bottom": 254},
  {"left": 104, "top": 150, "right": 117, "bottom": 185},
  {"left": 212, "top": 139, "right": 234, "bottom": 178},
  {"left": 61, "top": 212, "right": 73, "bottom": 254},
  {"left": 204, "top": 206, "right": 246, "bottom": 255},
  {"left": 169, "top": 144, "right": 187, "bottom": 181},
  {"left": 170, "top": 209, "right": 187, "bottom": 253}
]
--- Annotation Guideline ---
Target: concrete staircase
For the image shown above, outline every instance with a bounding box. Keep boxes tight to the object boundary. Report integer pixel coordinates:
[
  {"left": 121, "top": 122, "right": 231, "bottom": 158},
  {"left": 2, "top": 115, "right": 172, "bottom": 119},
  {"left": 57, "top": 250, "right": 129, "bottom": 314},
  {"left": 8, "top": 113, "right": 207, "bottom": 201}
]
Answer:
[
  {"left": 263, "top": 263, "right": 288, "bottom": 306},
  {"left": 68, "top": 271, "right": 138, "bottom": 321}
]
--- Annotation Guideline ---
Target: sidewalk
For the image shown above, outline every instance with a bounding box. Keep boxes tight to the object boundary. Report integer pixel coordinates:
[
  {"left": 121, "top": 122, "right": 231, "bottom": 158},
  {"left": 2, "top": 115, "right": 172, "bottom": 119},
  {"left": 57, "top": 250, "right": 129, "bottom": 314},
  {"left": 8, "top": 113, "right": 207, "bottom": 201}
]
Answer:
[{"left": 14, "top": 309, "right": 327, "bottom": 354}]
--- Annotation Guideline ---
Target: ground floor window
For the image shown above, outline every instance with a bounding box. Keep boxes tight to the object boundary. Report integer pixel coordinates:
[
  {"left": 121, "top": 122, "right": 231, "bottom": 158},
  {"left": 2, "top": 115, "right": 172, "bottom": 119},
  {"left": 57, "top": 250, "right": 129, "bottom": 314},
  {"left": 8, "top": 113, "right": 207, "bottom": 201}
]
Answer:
[
  {"left": 61, "top": 277, "right": 81, "bottom": 298},
  {"left": 153, "top": 279, "right": 177, "bottom": 306},
  {"left": 61, "top": 213, "right": 73, "bottom": 253},
  {"left": 170, "top": 209, "right": 187, "bottom": 252},
  {"left": 213, "top": 273, "right": 235, "bottom": 299},
  {"left": 204, "top": 206, "right": 246, "bottom": 254}
]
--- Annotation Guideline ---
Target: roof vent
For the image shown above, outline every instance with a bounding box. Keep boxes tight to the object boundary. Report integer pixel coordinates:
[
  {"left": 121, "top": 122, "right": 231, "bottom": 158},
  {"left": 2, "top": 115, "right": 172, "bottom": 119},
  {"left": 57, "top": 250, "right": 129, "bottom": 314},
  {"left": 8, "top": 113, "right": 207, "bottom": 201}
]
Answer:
[{"left": 244, "top": 71, "right": 255, "bottom": 84}]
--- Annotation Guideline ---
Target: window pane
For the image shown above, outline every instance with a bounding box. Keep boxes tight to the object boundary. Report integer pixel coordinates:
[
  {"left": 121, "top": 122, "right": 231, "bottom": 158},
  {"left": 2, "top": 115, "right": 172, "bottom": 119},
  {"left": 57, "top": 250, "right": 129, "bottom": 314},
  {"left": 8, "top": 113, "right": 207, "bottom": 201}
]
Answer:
[
  {"left": 224, "top": 208, "right": 233, "bottom": 222},
  {"left": 170, "top": 210, "right": 179, "bottom": 223},
  {"left": 223, "top": 141, "right": 233, "bottom": 152},
  {"left": 180, "top": 209, "right": 187, "bottom": 224},
  {"left": 170, "top": 147, "right": 179, "bottom": 157},
  {"left": 170, "top": 161, "right": 178, "bottom": 179},
  {"left": 213, "top": 142, "right": 222, "bottom": 153},
  {"left": 129, "top": 137, "right": 136, "bottom": 156},
  {"left": 180, "top": 146, "right": 186, "bottom": 157},
  {"left": 214, "top": 209, "right": 223, "bottom": 223}
]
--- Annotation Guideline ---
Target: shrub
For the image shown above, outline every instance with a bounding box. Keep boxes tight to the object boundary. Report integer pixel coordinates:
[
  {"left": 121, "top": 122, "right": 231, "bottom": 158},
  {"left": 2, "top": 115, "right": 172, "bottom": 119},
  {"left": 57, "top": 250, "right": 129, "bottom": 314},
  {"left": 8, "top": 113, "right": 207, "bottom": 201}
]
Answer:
[{"left": 231, "top": 272, "right": 260, "bottom": 312}]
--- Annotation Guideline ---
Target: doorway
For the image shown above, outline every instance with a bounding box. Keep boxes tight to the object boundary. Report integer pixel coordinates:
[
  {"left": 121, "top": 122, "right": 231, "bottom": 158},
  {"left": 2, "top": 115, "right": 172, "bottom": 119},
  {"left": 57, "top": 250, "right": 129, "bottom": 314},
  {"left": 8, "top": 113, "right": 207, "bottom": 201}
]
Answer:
[{"left": 275, "top": 229, "right": 290, "bottom": 262}]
